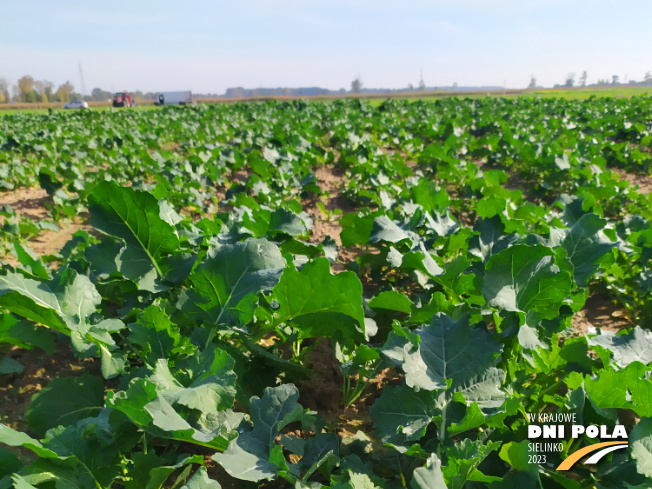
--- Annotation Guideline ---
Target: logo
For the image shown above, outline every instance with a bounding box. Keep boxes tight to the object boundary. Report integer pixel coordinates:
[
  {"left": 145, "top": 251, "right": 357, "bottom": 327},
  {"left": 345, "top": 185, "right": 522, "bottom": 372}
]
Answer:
[{"left": 526, "top": 412, "right": 629, "bottom": 470}]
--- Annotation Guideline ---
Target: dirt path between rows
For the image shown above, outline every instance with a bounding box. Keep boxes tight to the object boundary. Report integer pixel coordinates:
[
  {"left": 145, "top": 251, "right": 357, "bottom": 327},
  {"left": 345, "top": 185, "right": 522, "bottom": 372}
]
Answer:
[{"left": 611, "top": 168, "right": 652, "bottom": 194}]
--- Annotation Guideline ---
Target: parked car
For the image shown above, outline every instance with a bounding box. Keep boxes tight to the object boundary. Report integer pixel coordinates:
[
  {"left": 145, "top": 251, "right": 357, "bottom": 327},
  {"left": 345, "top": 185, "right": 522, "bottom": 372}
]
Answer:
[{"left": 63, "top": 100, "right": 89, "bottom": 109}]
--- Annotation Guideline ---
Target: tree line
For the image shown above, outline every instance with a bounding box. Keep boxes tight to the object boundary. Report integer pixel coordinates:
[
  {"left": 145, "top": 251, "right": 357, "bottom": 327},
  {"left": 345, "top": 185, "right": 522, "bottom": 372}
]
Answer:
[{"left": 0, "top": 75, "right": 160, "bottom": 104}]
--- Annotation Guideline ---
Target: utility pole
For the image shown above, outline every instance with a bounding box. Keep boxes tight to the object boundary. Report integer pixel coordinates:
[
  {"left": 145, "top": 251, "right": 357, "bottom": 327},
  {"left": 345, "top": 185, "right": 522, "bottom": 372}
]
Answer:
[{"left": 78, "top": 61, "right": 87, "bottom": 98}]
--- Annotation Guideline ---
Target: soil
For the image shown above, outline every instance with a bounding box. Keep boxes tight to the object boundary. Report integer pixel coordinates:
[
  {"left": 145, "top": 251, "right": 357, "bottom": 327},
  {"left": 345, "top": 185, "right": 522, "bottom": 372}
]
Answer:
[
  {"left": 571, "top": 293, "right": 633, "bottom": 335},
  {"left": 303, "top": 165, "right": 353, "bottom": 248},
  {"left": 0, "top": 187, "right": 93, "bottom": 264},
  {"left": 0, "top": 187, "right": 50, "bottom": 221},
  {"left": 612, "top": 168, "right": 652, "bottom": 194}
]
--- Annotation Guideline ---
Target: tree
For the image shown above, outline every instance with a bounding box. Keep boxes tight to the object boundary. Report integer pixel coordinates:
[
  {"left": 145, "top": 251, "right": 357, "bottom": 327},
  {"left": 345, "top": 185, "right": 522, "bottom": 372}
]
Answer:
[
  {"left": 351, "top": 77, "right": 362, "bottom": 94},
  {"left": 17, "top": 75, "right": 35, "bottom": 103},
  {"left": 564, "top": 73, "right": 575, "bottom": 88},
  {"left": 579, "top": 71, "right": 587, "bottom": 87},
  {"left": 644, "top": 72, "right": 652, "bottom": 85},
  {"left": 0, "top": 78, "right": 9, "bottom": 103},
  {"left": 55, "top": 81, "right": 75, "bottom": 103},
  {"left": 612, "top": 75, "right": 619, "bottom": 85},
  {"left": 527, "top": 76, "right": 537, "bottom": 89},
  {"left": 407, "top": 83, "right": 414, "bottom": 92}
]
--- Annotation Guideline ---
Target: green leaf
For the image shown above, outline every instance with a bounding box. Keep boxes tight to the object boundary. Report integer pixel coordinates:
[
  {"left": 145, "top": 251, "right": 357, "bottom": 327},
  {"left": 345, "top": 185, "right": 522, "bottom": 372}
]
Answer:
[
  {"left": 270, "top": 258, "right": 366, "bottom": 340},
  {"left": 560, "top": 213, "right": 616, "bottom": 286},
  {"left": 12, "top": 240, "right": 50, "bottom": 280},
  {"left": 181, "top": 467, "right": 222, "bottom": 489},
  {"left": 443, "top": 439, "right": 501, "bottom": 489},
  {"left": 588, "top": 327, "right": 652, "bottom": 368},
  {"left": 0, "top": 424, "right": 61, "bottom": 459},
  {"left": 0, "top": 448, "right": 22, "bottom": 478},
  {"left": 88, "top": 181, "right": 179, "bottom": 278},
  {"left": 128, "top": 304, "right": 187, "bottom": 365},
  {"left": 368, "top": 291, "right": 412, "bottom": 313},
  {"left": 483, "top": 244, "right": 572, "bottom": 320},
  {"left": 188, "top": 238, "right": 285, "bottom": 326},
  {"left": 25, "top": 374, "right": 105, "bottom": 437},
  {"left": 213, "top": 384, "right": 309, "bottom": 482},
  {"left": 0, "top": 356, "right": 23, "bottom": 374},
  {"left": 369, "top": 385, "right": 437, "bottom": 444},
  {"left": 0, "top": 314, "right": 55, "bottom": 354},
  {"left": 0, "top": 267, "right": 111, "bottom": 356},
  {"left": 410, "top": 453, "right": 447, "bottom": 489},
  {"left": 382, "top": 313, "right": 502, "bottom": 390},
  {"left": 630, "top": 417, "right": 652, "bottom": 478},
  {"left": 499, "top": 440, "right": 538, "bottom": 474}
]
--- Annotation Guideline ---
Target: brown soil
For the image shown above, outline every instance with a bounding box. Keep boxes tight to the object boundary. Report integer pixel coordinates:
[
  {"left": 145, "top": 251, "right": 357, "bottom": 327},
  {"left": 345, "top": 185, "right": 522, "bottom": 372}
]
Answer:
[
  {"left": 0, "top": 188, "right": 94, "bottom": 264},
  {"left": 294, "top": 338, "right": 401, "bottom": 440},
  {"left": 303, "top": 165, "right": 353, "bottom": 247},
  {"left": 0, "top": 187, "right": 50, "bottom": 221},
  {"left": 571, "top": 293, "right": 633, "bottom": 335},
  {"left": 612, "top": 168, "right": 652, "bottom": 194}
]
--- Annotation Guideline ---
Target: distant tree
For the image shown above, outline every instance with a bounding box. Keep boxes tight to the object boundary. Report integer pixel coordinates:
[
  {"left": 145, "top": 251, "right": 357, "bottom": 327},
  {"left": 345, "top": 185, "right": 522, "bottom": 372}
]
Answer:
[
  {"left": 17, "top": 75, "right": 35, "bottom": 102},
  {"left": 351, "top": 77, "right": 362, "bottom": 94},
  {"left": 564, "top": 73, "right": 575, "bottom": 88},
  {"left": 579, "top": 71, "right": 587, "bottom": 87},
  {"left": 55, "top": 81, "right": 75, "bottom": 103},
  {"left": 0, "top": 78, "right": 9, "bottom": 103},
  {"left": 644, "top": 72, "right": 652, "bottom": 85},
  {"left": 527, "top": 76, "right": 537, "bottom": 89},
  {"left": 407, "top": 83, "right": 414, "bottom": 92},
  {"left": 612, "top": 75, "right": 619, "bottom": 85},
  {"left": 91, "top": 87, "right": 112, "bottom": 101},
  {"left": 40, "top": 93, "right": 48, "bottom": 103},
  {"left": 452, "top": 82, "right": 458, "bottom": 90}
]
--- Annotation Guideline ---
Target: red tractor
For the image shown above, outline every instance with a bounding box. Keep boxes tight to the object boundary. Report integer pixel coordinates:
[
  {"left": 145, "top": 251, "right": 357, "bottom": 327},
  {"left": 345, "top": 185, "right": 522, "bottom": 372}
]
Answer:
[{"left": 113, "top": 92, "right": 134, "bottom": 108}]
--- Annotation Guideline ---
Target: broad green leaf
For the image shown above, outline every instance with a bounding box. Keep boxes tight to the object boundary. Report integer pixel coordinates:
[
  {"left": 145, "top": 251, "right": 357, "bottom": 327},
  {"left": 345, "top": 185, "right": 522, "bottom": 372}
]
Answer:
[
  {"left": 0, "top": 424, "right": 61, "bottom": 459},
  {"left": 12, "top": 240, "right": 50, "bottom": 280},
  {"left": 560, "top": 213, "right": 616, "bottom": 286},
  {"left": 382, "top": 313, "right": 502, "bottom": 390},
  {"left": 588, "top": 327, "right": 652, "bottom": 368},
  {"left": 26, "top": 374, "right": 105, "bottom": 437},
  {"left": 0, "top": 448, "right": 22, "bottom": 478},
  {"left": 483, "top": 244, "right": 572, "bottom": 320},
  {"left": 369, "top": 385, "right": 438, "bottom": 444},
  {"left": 181, "top": 467, "right": 222, "bottom": 489},
  {"left": 0, "top": 314, "right": 55, "bottom": 354},
  {"left": 630, "top": 417, "right": 652, "bottom": 478},
  {"left": 88, "top": 181, "right": 179, "bottom": 278},
  {"left": 585, "top": 362, "right": 652, "bottom": 417},
  {"left": 213, "top": 384, "right": 309, "bottom": 482},
  {"left": 270, "top": 258, "right": 365, "bottom": 339},
  {"left": 188, "top": 238, "right": 285, "bottom": 326},
  {"left": 368, "top": 291, "right": 412, "bottom": 313},
  {"left": 443, "top": 439, "right": 501, "bottom": 489}
]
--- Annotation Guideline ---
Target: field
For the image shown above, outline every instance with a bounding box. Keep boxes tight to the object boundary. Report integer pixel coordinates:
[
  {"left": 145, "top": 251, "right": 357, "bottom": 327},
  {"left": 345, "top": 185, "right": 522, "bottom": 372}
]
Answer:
[{"left": 0, "top": 96, "right": 652, "bottom": 488}]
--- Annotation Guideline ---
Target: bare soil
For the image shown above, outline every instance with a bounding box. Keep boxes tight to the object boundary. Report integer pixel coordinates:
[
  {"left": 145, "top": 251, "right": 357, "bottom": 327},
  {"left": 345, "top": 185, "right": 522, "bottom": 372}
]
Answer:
[
  {"left": 0, "top": 187, "right": 50, "bottom": 221},
  {"left": 303, "top": 165, "right": 353, "bottom": 248},
  {"left": 0, "top": 187, "right": 93, "bottom": 264},
  {"left": 612, "top": 168, "right": 652, "bottom": 194},
  {"left": 571, "top": 293, "right": 633, "bottom": 335}
]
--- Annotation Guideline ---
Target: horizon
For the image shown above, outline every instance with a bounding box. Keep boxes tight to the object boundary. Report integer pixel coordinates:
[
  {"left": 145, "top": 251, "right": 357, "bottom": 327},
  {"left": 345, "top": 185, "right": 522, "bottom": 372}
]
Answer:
[{"left": 3, "top": 0, "right": 652, "bottom": 95}]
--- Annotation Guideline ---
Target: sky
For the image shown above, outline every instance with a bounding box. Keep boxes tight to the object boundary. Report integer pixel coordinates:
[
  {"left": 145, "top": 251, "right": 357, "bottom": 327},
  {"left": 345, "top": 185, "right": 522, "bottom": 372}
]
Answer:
[{"left": 2, "top": 0, "right": 651, "bottom": 94}]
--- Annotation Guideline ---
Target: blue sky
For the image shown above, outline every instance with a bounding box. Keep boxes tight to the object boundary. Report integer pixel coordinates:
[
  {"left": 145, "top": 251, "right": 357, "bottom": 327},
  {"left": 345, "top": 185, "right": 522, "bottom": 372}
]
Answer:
[{"left": 2, "top": 0, "right": 650, "bottom": 94}]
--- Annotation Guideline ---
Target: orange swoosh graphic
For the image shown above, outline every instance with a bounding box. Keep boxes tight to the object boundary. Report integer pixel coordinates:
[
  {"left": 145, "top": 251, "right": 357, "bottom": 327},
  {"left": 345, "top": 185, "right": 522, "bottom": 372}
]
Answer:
[{"left": 557, "top": 441, "right": 628, "bottom": 471}]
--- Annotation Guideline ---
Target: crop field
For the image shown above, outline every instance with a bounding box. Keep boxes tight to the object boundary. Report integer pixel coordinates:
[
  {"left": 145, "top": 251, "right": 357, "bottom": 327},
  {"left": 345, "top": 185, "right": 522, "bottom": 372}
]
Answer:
[{"left": 1, "top": 97, "right": 652, "bottom": 488}]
